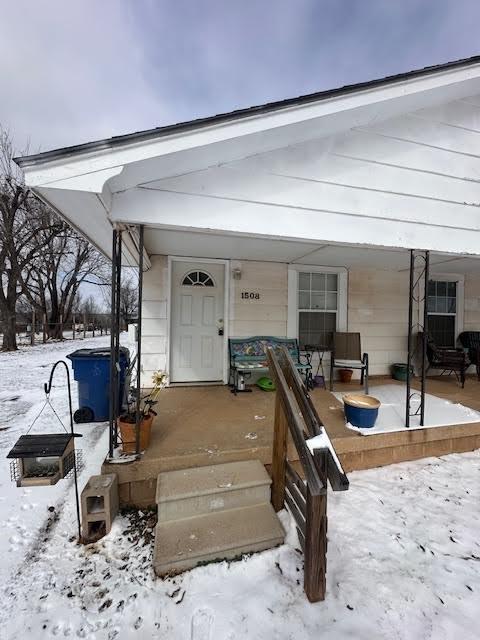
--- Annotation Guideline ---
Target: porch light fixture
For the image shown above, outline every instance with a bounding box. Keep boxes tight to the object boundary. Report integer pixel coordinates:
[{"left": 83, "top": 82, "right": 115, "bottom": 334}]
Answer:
[{"left": 232, "top": 267, "right": 242, "bottom": 280}]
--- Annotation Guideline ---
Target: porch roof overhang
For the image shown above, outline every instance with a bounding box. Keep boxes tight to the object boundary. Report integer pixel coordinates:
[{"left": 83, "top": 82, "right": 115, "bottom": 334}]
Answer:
[
  {"left": 15, "top": 55, "right": 480, "bottom": 265},
  {"left": 143, "top": 226, "right": 480, "bottom": 276}
]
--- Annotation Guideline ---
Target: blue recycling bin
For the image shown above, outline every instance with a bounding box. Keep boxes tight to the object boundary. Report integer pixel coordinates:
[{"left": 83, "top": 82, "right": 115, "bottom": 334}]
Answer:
[{"left": 67, "top": 347, "right": 130, "bottom": 423}]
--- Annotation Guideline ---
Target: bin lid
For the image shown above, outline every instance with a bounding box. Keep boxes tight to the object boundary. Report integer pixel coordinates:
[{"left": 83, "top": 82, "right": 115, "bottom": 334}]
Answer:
[{"left": 67, "top": 346, "right": 129, "bottom": 360}]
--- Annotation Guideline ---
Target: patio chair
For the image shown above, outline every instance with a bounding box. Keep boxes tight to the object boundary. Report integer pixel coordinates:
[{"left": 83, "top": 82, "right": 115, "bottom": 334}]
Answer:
[
  {"left": 330, "top": 332, "right": 369, "bottom": 394},
  {"left": 420, "top": 332, "right": 468, "bottom": 388},
  {"left": 458, "top": 331, "right": 480, "bottom": 380}
]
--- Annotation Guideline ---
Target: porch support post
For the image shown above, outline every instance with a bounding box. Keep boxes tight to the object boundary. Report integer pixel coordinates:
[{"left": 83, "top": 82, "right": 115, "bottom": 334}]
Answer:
[
  {"left": 406, "top": 250, "right": 414, "bottom": 429},
  {"left": 108, "top": 228, "right": 118, "bottom": 458},
  {"left": 114, "top": 229, "right": 122, "bottom": 447},
  {"left": 405, "top": 249, "right": 429, "bottom": 428},
  {"left": 420, "top": 251, "right": 430, "bottom": 426},
  {"left": 135, "top": 225, "right": 144, "bottom": 455},
  {"left": 108, "top": 227, "right": 123, "bottom": 458}
]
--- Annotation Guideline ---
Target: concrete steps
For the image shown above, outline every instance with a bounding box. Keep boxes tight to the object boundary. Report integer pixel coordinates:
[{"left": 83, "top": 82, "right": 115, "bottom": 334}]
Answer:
[{"left": 153, "top": 460, "right": 285, "bottom": 576}]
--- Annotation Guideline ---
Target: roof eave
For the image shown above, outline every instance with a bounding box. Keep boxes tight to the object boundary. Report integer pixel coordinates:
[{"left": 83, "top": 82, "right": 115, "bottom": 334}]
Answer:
[{"left": 15, "top": 54, "right": 480, "bottom": 170}]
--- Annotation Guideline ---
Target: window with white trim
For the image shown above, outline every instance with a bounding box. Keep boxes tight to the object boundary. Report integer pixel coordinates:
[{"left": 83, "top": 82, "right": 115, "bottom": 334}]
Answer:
[
  {"left": 297, "top": 272, "right": 338, "bottom": 349},
  {"left": 427, "top": 280, "right": 457, "bottom": 347}
]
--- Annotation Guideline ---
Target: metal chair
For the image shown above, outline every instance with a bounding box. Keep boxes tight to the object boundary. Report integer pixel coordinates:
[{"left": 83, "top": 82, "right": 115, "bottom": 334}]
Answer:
[
  {"left": 330, "top": 332, "right": 369, "bottom": 393},
  {"left": 420, "top": 332, "right": 468, "bottom": 388},
  {"left": 458, "top": 331, "right": 480, "bottom": 380}
]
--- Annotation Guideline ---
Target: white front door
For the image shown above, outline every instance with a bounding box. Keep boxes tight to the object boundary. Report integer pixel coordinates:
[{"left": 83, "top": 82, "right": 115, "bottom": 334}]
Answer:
[{"left": 171, "top": 260, "right": 225, "bottom": 382}]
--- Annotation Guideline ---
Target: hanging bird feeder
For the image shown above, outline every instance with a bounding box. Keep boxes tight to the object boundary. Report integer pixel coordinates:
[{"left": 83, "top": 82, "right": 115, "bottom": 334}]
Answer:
[
  {"left": 8, "top": 433, "right": 77, "bottom": 487},
  {"left": 5, "top": 359, "right": 83, "bottom": 540}
]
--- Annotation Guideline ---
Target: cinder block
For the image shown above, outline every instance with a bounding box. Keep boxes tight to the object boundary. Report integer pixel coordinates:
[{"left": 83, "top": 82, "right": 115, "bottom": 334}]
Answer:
[{"left": 81, "top": 473, "right": 118, "bottom": 541}]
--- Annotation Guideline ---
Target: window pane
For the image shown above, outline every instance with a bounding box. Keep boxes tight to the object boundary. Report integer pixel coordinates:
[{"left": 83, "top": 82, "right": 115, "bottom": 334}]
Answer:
[
  {"left": 298, "top": 272, "right": 310, "bottom": 290},
  {"left": 298, "top": 311, "right": 337, "bottom": 349},
  {"left": 427, "top": 314, "right": 455, "bottom": 348},
  {"left": 437, "top": 281, "right": 447, "bottom": 296},
  {"left": 311, "top": 273, "right": 326, "bottom": 292},
  {"left": 447, "top": 282, "right": 457, "bottom": 297},
  {"left": 326, "top": 274, "right": 338, "bottom": 291},
  {"left": 447, "top": 297, "right": 456, "bottom": 313},
  {"left": 311, "top": 292, "right": 326, "bottom": 310},
  {"left": 427, "top": 296, "right": 436, "bottom": 313},
  {"left": 428, "top": 281, "right": 436, "bottom": 296},
  {"left": 298, "top": 291, "right": 310, "bottom": 309},
  {"left": 326, "top": 292, "right": 337, "bottom": 310},
  {"left": 436, "top": 297, "right": 447, "bottom": 313}
]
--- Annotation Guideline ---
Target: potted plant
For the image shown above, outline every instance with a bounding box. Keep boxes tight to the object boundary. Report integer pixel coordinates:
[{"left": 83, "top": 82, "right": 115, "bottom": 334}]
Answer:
[{"left": 118, "top": 370, "right": 168, "bottom": 453}]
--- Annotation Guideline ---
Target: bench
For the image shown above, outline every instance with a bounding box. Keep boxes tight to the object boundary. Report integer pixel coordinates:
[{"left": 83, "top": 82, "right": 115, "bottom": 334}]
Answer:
[{"left": 228, "top": 336, "right": 312, "bottom": 394}]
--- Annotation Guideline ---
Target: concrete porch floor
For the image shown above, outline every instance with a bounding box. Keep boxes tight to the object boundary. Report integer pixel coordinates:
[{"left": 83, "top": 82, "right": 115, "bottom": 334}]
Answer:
[{"left": 103, "top": 376, "right": 480, "bottom": 507}]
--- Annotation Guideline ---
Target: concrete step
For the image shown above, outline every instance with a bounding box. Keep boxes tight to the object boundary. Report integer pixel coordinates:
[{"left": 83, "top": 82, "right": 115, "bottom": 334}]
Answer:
[
  {"left": 153, "top": 502, "right": 285, "bottom": 576},
  {"left": 156, "top": 460, "right": 272, "bottom": 522}
]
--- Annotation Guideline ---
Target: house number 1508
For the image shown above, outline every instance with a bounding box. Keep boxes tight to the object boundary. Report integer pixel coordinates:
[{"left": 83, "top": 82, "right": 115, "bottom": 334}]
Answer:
[{"left": 241, "top": 292, "right": 260, "bottom": 300}]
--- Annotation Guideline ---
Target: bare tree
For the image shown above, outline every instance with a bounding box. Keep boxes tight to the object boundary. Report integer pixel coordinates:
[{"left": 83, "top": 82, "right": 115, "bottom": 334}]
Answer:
[
  {"left": 0, "top": 129, "right": 55, "bottom": 350},
  {"left": 119, "top": 279, "right": 138, "bottom": 324},
  {"left": 21, "top": 213, "right": 108, "bottom": 339},
  {"left": 80, "top": 295, "right": 101, "bottom": 317},
  {"left": 99, "top": 272, "right": 138, "bottom": 328}
]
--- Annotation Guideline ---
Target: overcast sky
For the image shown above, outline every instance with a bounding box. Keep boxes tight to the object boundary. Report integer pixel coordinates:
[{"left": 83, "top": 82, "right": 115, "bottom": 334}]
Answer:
[{"left": 1, "top": 0, "right": 479, "bottom": 153}]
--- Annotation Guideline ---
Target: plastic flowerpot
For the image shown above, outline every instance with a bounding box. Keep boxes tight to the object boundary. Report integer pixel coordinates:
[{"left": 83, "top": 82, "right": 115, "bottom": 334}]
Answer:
[
  {"left": 343, "top": 394, "right": 381, "bottom": 428},
  {"left": 338, "top": 368, "right": 354, "bottom": 383},
  {"left": 391, "top": 363, "right": 414, "bottom": 382},
  {"left": 118, "top": 413, "right": 154, "bottom": 453}
]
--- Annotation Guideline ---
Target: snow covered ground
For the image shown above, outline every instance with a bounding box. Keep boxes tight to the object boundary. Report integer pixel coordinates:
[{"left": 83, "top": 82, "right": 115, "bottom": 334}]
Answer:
[{"left": 1, "top": 340, "right": 479, "bottom": 639}]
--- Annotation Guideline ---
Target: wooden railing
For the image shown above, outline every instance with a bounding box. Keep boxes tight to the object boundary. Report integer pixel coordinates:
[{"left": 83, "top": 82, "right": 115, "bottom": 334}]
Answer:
[{"left": 266, "top": 346, "right": 349, "bottom": 602}]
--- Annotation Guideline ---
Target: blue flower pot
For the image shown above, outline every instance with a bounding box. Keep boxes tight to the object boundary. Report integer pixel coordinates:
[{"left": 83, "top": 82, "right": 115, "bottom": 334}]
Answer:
[{"left": 343, "top": 394, "right": 381, "bottom": 428}]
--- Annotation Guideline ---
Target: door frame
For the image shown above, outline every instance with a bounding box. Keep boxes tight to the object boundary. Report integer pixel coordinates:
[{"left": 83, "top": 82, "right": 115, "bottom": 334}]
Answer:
[{"left": 167, "top": 256, "right": 230, "bottom": 384}]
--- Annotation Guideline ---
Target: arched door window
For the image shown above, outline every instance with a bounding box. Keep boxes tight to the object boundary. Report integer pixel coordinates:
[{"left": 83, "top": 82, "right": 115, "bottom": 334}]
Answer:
[{"left": 182, "top": 270, "right": 215, "bottom": 287}]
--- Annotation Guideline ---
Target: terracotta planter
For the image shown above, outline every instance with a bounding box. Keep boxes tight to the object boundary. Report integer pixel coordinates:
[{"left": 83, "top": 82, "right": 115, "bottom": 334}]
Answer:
[
  {"left": 338, "top": 368, "right": 353, "bottom": 384},
  {"left": 118, "top": 413, "right": 154, "bottom": 453}
]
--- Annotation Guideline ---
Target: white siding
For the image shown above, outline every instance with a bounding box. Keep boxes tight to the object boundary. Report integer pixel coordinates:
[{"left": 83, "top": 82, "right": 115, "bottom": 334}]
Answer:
[
  {"left": 141, "top": 255, "right": 168, "bottom": 385},
  {"left": 140, "top": 253, "right": 478, "bottom": 383},
  {"left": 464, "top": 275, "right": 480, "bottom": 332},
  {"left": 348, "top": 269, "right": 409, "bottom": 376},
  {"left": 230, "top": 261, "right": 288, "bottom": 337}
]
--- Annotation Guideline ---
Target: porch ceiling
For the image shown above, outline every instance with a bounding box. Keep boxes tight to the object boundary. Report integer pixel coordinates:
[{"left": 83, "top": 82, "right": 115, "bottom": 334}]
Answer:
[{"left": 144, "top": 226, "right": 480, "bottom": 274}]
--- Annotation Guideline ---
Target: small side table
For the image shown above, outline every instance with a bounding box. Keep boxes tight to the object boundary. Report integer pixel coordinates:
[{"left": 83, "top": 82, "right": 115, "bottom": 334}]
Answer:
[{"left": 304, "top": 344, "right": 330, "bottom": 387}]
